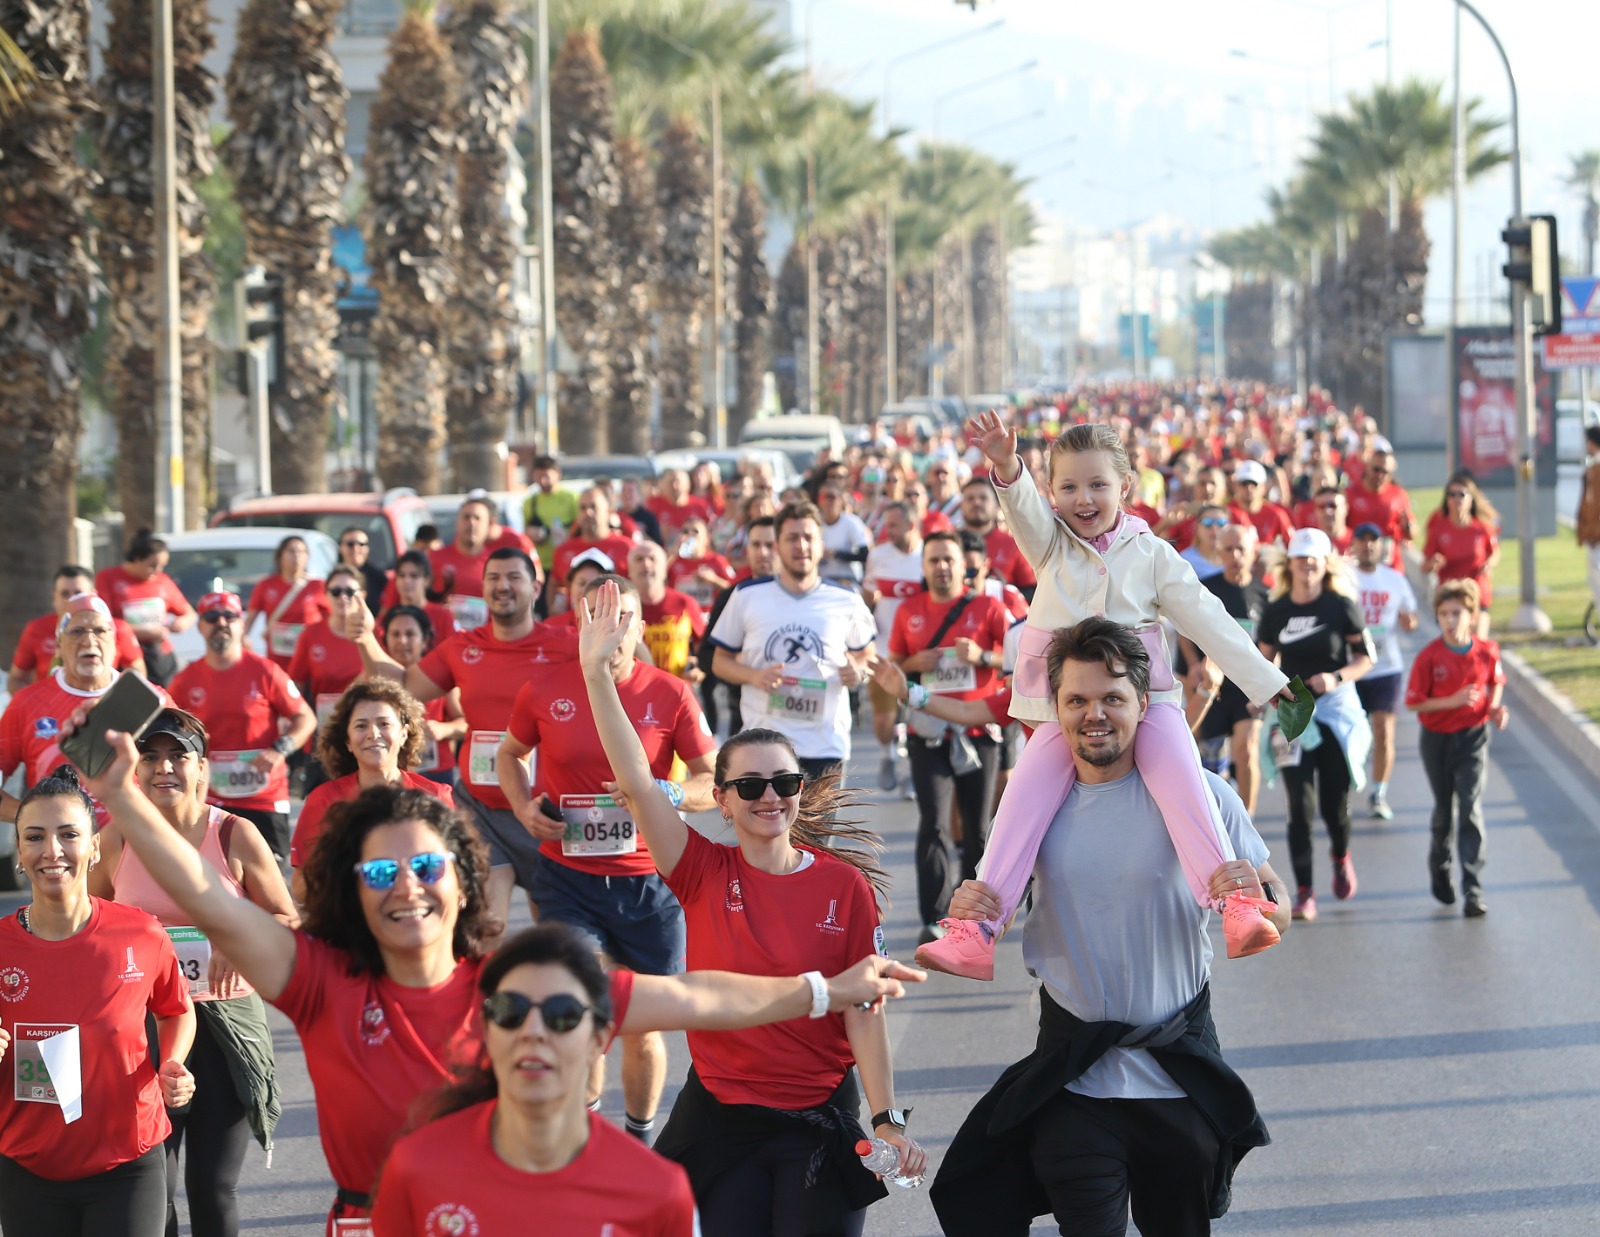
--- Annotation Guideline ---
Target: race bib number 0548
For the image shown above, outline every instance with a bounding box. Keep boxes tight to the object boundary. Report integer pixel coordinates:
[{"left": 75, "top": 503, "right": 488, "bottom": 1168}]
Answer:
[{"left": 559, "top": 794, "right": 638, "bottom": 857}]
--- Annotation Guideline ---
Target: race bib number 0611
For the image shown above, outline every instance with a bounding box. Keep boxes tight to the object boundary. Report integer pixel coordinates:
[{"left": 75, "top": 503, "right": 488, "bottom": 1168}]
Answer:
[{"left": 767, "top": 676, "right": 825, "bottom": 719}]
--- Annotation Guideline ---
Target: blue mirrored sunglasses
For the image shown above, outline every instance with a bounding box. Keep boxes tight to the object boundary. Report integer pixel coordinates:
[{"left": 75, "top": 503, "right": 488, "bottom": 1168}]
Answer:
[{"left": 353, "top": 851, "right": 455, "bottom": 890}]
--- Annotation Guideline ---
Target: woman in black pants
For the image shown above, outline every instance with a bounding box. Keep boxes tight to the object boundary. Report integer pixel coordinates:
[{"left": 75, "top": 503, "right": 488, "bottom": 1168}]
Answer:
[
  {"left": 92, "top": 710, "right": 297, "bottom": 1237},
  {"left": 0, "top": 768, "right": 196, "bottom": 1237},
  {"left": 1257, "top": 528, "right": 1375, "bottom": 923}
]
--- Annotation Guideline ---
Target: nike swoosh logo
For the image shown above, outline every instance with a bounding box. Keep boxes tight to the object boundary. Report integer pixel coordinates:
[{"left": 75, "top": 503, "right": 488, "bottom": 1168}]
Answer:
[{"left": 1278, "top": 625, "right": 1325, "bottom": 643}]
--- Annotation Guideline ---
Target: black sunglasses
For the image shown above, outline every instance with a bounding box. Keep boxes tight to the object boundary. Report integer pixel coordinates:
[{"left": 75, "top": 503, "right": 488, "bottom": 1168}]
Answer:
[
  {"left": 483, "top": 990, "right": 593, "bottom": 1034},
  {"left": 327, "top": 586, "right": 359, "bottom": 599},
  {"left": 719, "top": 773, "right": 805, "bottom": 801},
  {"left": 342, "top": 539, "right": 369, "bottom": 547},
  {"left": 201, "top": 610, "right": 240, "bottom": 624}
]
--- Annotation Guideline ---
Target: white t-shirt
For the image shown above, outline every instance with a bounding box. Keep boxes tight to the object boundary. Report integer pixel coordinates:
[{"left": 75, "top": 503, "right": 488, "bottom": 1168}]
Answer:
[
  {"left": 1355, "top": 564, "right": 1418, "bottom": 677},
  {"left": 863, "top": 542, "right": 924, "bottom": 650},
  {"left": 1023, "top": 767, "right": 1268, "bottom": 1099},
  {"left": 707, "top": 577, "right": 877, "bottom": 761},
  {"left": 820, "top": 512, "right": 873, "bottom": 586}
]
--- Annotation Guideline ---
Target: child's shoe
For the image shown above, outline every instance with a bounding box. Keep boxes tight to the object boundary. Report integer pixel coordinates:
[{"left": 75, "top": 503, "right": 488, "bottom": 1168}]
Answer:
[
  {"left": 913, "top": 919, "right": 995, "bottom": 980},
  {"left": 1223, "top": 895, "right": 1281, "bottom": 958}
]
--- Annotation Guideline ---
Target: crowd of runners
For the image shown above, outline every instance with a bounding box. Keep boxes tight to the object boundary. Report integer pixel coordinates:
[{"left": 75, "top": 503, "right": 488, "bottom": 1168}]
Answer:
[{"left": 0, "top": 379, "right": 1515, "bottom": 1236}]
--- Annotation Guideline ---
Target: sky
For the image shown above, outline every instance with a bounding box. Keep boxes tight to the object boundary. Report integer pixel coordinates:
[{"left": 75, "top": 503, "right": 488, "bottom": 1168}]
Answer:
[{"left": 803, "top": 0, "right": 1600, "bottom": 315}]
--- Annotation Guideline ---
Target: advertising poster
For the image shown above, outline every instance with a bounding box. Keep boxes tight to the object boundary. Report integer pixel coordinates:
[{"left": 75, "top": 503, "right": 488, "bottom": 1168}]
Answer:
[{"left": 1453, "top": 327, "right": 1555, "bottom": 487}]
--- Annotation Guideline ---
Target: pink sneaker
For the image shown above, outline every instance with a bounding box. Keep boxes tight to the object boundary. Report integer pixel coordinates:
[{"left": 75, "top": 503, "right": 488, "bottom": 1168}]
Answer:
[
  {"left": 1331, "top": 853, "right": 1358, "bottom": 900},
  {"left": 1222, "top": 895, "right": 1281, "bottom": 958},
  {"left": 1292, "top": 886, "right": 1317, "bottom": 921},
  {"left": 913, "top": 919, "right": 995, "bottom": 981}
]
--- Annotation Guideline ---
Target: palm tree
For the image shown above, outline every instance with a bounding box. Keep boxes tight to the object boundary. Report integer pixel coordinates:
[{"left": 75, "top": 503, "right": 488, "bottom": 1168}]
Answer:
[
  {"left": 0, "top": 29, "right": 35, "bottom": 115},
  {"left": 1565, "top": 151, "right": 1600, "bottom": 274},
  {"left": 0, "top": 0, "right": 95, "bottom": 651},
  {"left": 443, "top": 0, "right": 527, "bottom": 490},
  {"left": 609, "top": 133, "right": 659, "bottom": 454},
  {"left": 655, "top": 114, "right": 711, "bottom": 447},
  {"left": 548, "top": 26, "right": 620, "bottom": 455},
  {"left": 730, "top": 176, "right": 770, "bottom": 434},
  {"left": 1209, "top": 222, "right": 1298, "bottom": 382},
  {"left": 222, "top": 0, "right": 350, "bottom": 494},
  {"left": 363, "top": 0, "right": 460, "bottom": 494},
  {"left": 94, "top": 0, "right": 218, "bottom": 531}
]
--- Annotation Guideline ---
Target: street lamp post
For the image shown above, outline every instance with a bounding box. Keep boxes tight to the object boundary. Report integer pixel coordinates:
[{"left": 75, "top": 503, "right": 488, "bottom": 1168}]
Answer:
[
  {"left": 1083, "top": 173, "right": 1173, "bottom": 379},
  {"left": 152, "top": 0, "right": 184, "bottom": 531},
  {"left": 805, "top": 0, "right": 823, "bottom": 415},
  {"left": 1168, "top": 158, "right": 1263, "bottom": 380},
  {"left": 535, "top": 0, "right": 558, "bottom": 451},
  {"left": 881, "top": 19, "right": 1004, "bottom": 408},
  {"left": 1452, "top": 0, "right": 1549, "bottom": 632}
]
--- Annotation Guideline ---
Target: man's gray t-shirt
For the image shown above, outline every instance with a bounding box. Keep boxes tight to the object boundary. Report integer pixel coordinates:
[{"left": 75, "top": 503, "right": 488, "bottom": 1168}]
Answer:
[{"left": 1022, "top": 767, "right": 1269, "bottom": 1100}]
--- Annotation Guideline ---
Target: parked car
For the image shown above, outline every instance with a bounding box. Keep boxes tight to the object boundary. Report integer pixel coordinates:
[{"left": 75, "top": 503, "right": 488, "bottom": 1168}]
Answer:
[
  {"left": 211, "top": 488, "right": 430, "bottom": 570},
  {"left": 661, "top": 447, "right": 802, "bottom": 492},
  {"left": 162, "top": 527, "right": 341, "bottom": 668},
  {"left": 738, "top": 413, "right": 848, "bottom": 460},
  {"left": 556, "top": 454, "right": 664, "bottom": 494}
]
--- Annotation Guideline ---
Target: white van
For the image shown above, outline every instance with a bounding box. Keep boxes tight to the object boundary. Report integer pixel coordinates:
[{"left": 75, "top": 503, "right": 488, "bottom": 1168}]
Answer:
[{"left": 738, "top": 414, "right": 848, "bottom": 461}]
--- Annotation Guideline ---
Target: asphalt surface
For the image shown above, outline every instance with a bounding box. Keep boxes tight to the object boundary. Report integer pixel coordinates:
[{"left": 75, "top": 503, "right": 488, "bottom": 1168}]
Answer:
[{"left": 7, "top": 645, "right": 1600, "bottom": 1234}]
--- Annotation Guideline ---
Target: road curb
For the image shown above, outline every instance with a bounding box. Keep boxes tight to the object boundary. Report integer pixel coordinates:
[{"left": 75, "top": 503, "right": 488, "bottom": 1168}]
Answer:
[{"left": 1401, "top": 548, "right": 1600, "bottom": 770}]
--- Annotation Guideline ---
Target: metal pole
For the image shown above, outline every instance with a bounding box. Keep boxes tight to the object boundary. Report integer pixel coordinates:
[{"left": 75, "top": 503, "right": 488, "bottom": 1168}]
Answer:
[
  {"left": 709, "top": 79, "right": 725, "bottom": 447},
  {"left": 536, "top": 0, "right": 558, "bottom": 451},
  {"left": 1454, "top": 0, "right": 1547, "bottom": 631},
  {"left": 252, "top": 347, "right": 272, "bottom": 495},
  {"left": 1447, "top": 1, "right": 1462, "bottom": 476},
  {"left": 1128, "top": 213, "right": 1142, "bottom": 379},
  {"left": 805, "top": 2, "right": 819, "bottom": 415},
  {"left": 152, "top": 0, "right": 184, "bottom": 531},
  {"left": 960, "top": 230, "right": 975, "bottom": 402}
]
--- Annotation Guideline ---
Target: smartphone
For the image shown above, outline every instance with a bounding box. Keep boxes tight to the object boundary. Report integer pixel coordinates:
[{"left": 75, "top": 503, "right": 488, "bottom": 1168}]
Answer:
[{"left": 58, "top": 673, "right": 166, "bottom": 779}]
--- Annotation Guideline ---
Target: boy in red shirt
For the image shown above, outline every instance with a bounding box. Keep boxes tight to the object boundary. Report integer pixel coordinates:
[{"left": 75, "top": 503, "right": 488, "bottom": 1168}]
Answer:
[{"left": 1405, "top": 578, "right": 1508, "bottom": 918}]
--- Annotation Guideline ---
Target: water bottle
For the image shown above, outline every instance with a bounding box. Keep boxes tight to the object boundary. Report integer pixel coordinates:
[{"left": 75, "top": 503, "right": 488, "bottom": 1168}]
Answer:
[{"left": 856, "top": 1138, "right": 922, "bottom": 1189}]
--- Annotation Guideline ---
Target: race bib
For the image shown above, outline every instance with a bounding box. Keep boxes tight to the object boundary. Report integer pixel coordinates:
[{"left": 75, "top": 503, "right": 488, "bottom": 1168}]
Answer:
[
  {"left": 1234, "top": 616, "right": 1258, "bottom": 639},
  {"left": 333, "top": 1223, "right": 373, "bottom": 1236},
  {"left": 121, "top": 597, "right": 166, "bottom": 628},
  {"left": 1270, "top": 730, "right": 1303, "bottom": 769},
  {"left": 1369, "top": 623, "right": 1395, "bottom": 666},
  {"left": 315, "top": 693, "right": 342, "bottom": 727},
  {"left": 208, "top": 751, "right": 271, "bottom": 800},
  {"left": 929, "top": 648, "right": 977, "bottom": 695},
  {"left": 559, "top": 794, "right": 639, "bottom": 857},
  {"left": 449, "top": 594, "right": 488, "bottom": 631},
  {"left": 13, "top": 1024, "right": 79, "bottom": 1121},
  {"left": 767, "top": 676, "right": 826, "bottom": 720},
  {"left": 165, "top": 926, "right": 212, "bottom": 998},
  {"left": 268, "top": 621, "right": 304, "bottom": 658},
  {"left": 468, "top": 730, "right": 505, "bottom": 788}
]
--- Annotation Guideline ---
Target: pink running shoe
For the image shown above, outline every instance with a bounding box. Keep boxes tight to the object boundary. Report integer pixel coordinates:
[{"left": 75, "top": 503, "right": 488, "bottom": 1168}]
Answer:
[
  {"left": 1222, "top": 895, "right": 1281, "bottom": 959},
  {"left": 1331, "top": 853, "right": 1358, "bottom": 900},
  {"left": 1292, "top": 887, "right": 1318, "bottom": 921},
  {"left": 913, "top": 919, "right": 995, "bottom": 981}
]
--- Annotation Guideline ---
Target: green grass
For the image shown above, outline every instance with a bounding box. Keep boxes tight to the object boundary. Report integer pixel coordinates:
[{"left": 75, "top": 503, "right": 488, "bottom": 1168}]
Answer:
[{"left": 1394, "top": 483, "right": 1598, "bottom": 721}]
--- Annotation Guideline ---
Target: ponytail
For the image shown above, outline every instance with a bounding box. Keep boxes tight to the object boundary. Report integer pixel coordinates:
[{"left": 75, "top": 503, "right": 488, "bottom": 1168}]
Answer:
[{"left": 18, "top": 764, "right": 97, "bottom": 825}]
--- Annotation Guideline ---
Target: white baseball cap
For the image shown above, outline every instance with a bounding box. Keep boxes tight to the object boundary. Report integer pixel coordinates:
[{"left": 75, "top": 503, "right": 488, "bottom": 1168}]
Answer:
[
  {"left": 1233, "top": 460, "right": 1267, "bottom": 485},
  {"left": 1287, "top": 527, "right": 1334, "bottom": 559}
]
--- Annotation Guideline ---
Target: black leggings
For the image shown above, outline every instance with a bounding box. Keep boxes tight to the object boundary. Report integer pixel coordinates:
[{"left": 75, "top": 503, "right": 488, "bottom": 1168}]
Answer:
[
  {"left": 909, "top": 734, "right": 1000, "bottom": 925},
  {"left": 698, "top": 1129, "right": 868, "bottom": 1237},
  {"left": 164, "top": 1010, "right": 253, "bottom": 1237},
  {"left": 0, "top": 1145, "right": 168, "bottom": 1237},
  {"left": 1281, "top": 722, "right": 1352, "bottom": 890}
]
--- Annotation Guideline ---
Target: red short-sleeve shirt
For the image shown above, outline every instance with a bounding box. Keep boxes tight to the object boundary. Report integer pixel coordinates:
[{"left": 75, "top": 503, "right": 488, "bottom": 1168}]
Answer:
[
  {"left": 289, "top": 770, "right": 455, "bottom": 866},
  {"left": 1405, "top": 636, "right": 1505, "bottom": 733},
  {"left": 9, "top": 613, "right": 144, "bottom": 678},
  {"left": 170, "top": 652, "right": 305, "bottom": 813}
]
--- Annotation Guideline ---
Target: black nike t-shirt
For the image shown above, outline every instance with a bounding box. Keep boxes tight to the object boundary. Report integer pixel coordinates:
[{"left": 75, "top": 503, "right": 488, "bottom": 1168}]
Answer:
[{"left": 1257, "top": 589, "right": 1366, "bottom": 683}]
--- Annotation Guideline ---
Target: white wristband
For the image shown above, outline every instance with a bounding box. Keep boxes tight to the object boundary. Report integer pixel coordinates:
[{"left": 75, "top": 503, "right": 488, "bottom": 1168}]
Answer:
[{"left": 800, "top": 970, "right": 829, "bottom": 1019}]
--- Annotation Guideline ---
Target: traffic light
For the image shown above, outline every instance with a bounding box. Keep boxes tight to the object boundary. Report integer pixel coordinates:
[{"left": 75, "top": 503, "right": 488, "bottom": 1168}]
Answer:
[
  {"left": 1501, "top": 215, "right": 1561, "bottom": 336},
  {"left": 233, "top": 264, "right": 285, "bottom": 390}
]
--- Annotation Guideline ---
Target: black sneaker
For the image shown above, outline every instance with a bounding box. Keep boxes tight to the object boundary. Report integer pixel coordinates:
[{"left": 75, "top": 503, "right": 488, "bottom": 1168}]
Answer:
[{"left": 1431, "top": 871, "right": 1457, "bottom": 906}]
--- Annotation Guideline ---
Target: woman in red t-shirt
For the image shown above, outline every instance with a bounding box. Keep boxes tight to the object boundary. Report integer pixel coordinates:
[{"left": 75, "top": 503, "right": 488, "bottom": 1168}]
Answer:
[
  {"left": 1423, "top": 477, "right": 1500, "bottom": 636},
  {"left": 96, "top": 528, "right": 197, "bottom": 686},
  {"left": 0, "top": 767, "right": 195, "bottom": 1237},
  {"left": 289, "top": 678, "right": 457, "bottom": 894},
  {"left": 63, "top": 720, "right": 919, "bottom": 1235},
  {"left": 580, "top": 582, "right": 927, "bottom": 1236},
  {"left": 371, "top": 925, "right": 698, "bottom": 1237},
  {"left": 244, "top": 535, "right": 330, "bottom": 669},
  {"left": 287, "top": 565, "right": 369, "bottom": 745},
  {"left": 378, "top": 604, "right": 466, "bottom": 784}
]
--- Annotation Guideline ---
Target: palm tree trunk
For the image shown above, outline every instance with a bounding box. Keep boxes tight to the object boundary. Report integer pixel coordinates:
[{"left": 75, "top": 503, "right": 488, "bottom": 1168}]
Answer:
[
  {"left": 364, "top": 7, "right": 460, "bottom": 495},
  {"left": 730, "top": 178, "right": 770, "bottom": 437},
  {"left": 223, "top": 0, "right": 349, "bottom": 494},
  {"left": 0, "top": 0, "right": 94, "bottom": 653},
  {"left": 971, "top": 222, "right": 1003, "bottom": 393},
  {"left": 896, "top": 270, "right": 930, "bottom": 398},
  {"left": 656, "top": 116, "right": 710, "bottom": 448},
  {"left": 95, "top": 0, "right": 217, "bottom": 531},
  {"left": 773, "top": 241, "right": 805, "bottom": 413},
  {"left": 444, "top": 0, "right": 526, "bottom": 490},
  {"left": 609, "top": 134, "right": 657, "bottom": 455},
  {"left": 549, "top": 28, "right": 619, "bottom": 457}
]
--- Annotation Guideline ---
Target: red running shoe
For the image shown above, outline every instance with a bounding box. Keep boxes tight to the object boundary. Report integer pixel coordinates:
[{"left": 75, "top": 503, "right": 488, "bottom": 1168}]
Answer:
[
  {"left": 1331, "top": 853, "right": 1358, "bottom": 900},
  {"left": 1223, "top": 895, "right": 1281, "bottom": 958}
]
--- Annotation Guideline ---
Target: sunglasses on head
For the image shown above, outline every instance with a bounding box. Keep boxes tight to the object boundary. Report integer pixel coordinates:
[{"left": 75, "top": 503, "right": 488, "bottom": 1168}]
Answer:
[
  {"left": 353, "top": 851, "right": 455, "bottom": 890},
  {"left": 201, "top": 610, "right": 240, "bottom": 624},
  {"left": 328, "top": 586, "right": 359, "bottom": 599},
  {"left": 719, "top": 773, "right": 805, "bottom": 801},
  {"left": 482, "top": 990, "right": 593, "bottom": 1034}
]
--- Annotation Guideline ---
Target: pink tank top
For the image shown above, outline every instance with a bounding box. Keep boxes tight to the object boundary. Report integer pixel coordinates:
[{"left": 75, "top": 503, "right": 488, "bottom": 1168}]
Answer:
[{"left": 114, "top": 805, "right": 255, "bottom": 1000}]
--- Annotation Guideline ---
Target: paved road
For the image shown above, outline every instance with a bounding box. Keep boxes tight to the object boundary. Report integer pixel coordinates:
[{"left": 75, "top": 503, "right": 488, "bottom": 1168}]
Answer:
[{"left": 8, "top": 653, "right": 1600, "bottom": 1234}]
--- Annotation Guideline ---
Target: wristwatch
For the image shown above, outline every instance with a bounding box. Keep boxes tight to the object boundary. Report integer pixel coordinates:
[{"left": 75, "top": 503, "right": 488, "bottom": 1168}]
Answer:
[
  {"left": 271, "top": 735, "right": 296, "bottom": 756},
  {"left": 871, "top": 1107, "right": 912, "bottom": 1131}
]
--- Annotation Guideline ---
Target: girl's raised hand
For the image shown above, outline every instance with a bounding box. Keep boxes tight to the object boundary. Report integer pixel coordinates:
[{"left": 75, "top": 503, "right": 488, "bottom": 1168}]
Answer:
[
  {"left": 964, "top": 408, "right": 1017, "bottom": 469},
  {"left": 577, "top": 581, "right": 629, "bottom": 671}
]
